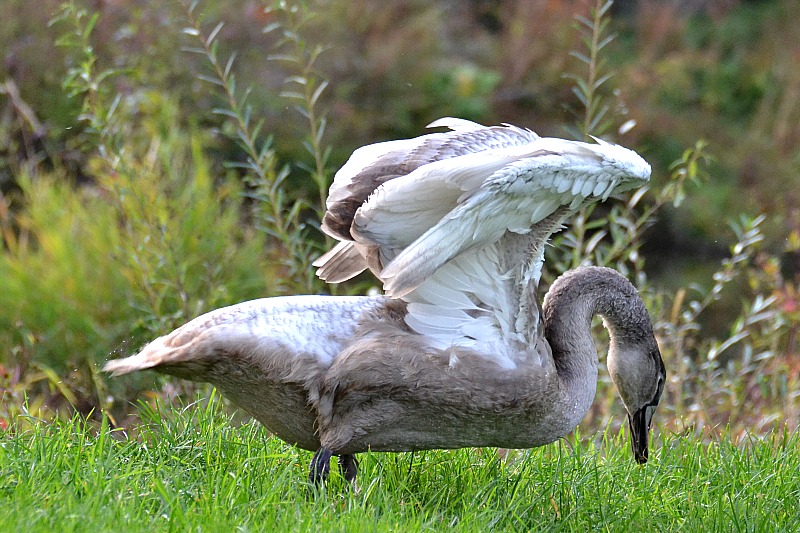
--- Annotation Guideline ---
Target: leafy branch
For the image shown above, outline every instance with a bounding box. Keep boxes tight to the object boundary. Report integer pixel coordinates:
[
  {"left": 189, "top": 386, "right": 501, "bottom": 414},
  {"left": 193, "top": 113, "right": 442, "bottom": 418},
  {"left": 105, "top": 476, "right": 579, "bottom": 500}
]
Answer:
[
  {"left": 180, "top": 2, "right": 276, "bottom": 187},
  {"left": 266, "top": 1, "right": 332, "bottom": 218},
  {"left": 179, "top": 0, "right": 325, "bottom": 293},
  {"left": 663, "top": 214, "right": 768, "bottom": 356},
  {"left": 50, "top": 1, "right": 124, "bottom": 160},
  {"left": 51, "top": 2, "right": 181, "bottom": 320},
  {"left": 51, "top": 2, "right": 241, "bottom": 336},
  {"left": 563, "top": 0, "right": 617, "bottom": 140}
]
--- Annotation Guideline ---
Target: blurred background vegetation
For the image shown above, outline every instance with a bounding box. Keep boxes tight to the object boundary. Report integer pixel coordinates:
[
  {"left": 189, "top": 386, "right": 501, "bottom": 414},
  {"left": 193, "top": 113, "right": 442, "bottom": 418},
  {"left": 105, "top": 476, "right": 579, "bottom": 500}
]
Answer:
[{"left": 1, "top": 0, "right": 798, "bottom": 442}]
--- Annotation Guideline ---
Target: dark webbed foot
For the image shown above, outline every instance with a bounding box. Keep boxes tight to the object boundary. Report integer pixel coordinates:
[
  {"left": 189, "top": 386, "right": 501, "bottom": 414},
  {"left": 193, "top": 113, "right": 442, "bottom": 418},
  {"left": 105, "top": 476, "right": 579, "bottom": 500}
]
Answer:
[
  {"left": 308, "top": 449, "right": 359, "bottom": 489},
  {"left": 339, "top": 454, "right": 359, "bottom": 484},
  {"left": 309, "top": 448, "right": 333, "bottom": 485}
]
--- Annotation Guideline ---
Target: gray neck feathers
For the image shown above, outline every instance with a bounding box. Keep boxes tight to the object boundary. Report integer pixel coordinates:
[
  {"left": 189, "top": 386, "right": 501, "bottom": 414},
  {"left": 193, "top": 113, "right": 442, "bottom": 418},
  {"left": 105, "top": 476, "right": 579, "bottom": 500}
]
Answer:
[{"left": 542, "top": 266, "right": 651, "bottom": 392}]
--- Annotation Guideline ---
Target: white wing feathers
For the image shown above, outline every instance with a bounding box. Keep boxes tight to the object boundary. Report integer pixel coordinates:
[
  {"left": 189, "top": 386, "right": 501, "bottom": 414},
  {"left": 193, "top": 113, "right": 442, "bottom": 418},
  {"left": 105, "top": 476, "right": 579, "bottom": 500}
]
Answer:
[
  {"left": 352, "top": 149, "right": 527, "bottom": 249},
  {"left": 377, "top": 139, "right": 649, "bottom": 297},
  {"left": 426, "top": 117, "right": 486, "bottom": 132},
  {"left": 313, "top": 118, "right": 650, "bottom": 364},
  {"left": 315, "top": 120, "right": 541, "bottom": 282}
]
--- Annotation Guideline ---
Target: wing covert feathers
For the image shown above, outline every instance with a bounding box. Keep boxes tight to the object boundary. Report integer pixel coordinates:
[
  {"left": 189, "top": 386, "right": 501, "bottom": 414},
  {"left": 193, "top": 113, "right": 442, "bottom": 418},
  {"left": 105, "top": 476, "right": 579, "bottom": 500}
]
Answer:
[{"left": 313, "top": 118, "right": 650, "bottom": 365}]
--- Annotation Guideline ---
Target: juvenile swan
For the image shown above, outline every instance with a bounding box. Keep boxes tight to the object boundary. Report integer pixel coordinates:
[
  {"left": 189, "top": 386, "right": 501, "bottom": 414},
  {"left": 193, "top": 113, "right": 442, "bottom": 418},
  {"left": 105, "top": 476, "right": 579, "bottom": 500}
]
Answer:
[
  {"left": 106, "top": 119, "right": 663, "bottom": 484},
  {"left": 105, "top": 266, "right": 665, "bottom": 483}
]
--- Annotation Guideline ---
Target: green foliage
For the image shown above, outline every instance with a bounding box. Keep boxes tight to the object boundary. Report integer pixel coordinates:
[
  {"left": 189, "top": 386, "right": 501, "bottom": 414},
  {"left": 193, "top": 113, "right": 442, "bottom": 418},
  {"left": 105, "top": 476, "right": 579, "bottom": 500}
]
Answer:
[
  {"left": 683, "top": 4, "right": 773, "bottom": 122},
  {"left": 0, "top": 174, "right": 129, "bottom": 365},
  {"left": 0, "top": 2, "right": 273, "bottom": 420},
  {"left": 654, "top": 50, "right": 767, "bottom": 121},
  {"left": 629, "top": 0, "right": 800, "bottom": 230},
  {"left": 421, "top": 64, "right": 501, "bottom": 122},
  {"left": 266, "top": 1, "right": 332, "bottom": 209},
  {"left": 563, "top": 0, "right": 617, "bottom": 140},
  {"left": 179, "top": 0, "right": 329, "bottom": 294},
  {"left": 1, "top": 399, "right": 799, "bottom": 530},
  {"left": 550, "top": 4, "right": 797, "bottom": 440},
  {"left": 0, "top": 112, "right": 270, "bottom": 404}
]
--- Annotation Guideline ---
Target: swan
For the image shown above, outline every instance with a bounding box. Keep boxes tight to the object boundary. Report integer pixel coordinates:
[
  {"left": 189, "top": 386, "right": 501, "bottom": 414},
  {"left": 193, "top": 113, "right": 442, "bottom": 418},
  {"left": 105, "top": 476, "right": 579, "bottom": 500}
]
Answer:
[
  {"left": 105, "top": 118, "right": 664, "bottom": 484},
  {"left": 105, "top": 266, "right": 665, "bottom": 484}
]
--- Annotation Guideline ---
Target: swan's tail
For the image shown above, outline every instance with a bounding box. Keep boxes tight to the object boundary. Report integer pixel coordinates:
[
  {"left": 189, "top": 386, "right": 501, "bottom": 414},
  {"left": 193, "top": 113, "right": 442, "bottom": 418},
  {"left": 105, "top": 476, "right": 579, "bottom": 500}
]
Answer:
[
  {"left": 104, "top": 336, "right": 180, "bottom": 376},
  {"left": 103, "top": 306, "right": 242, "bottom": 380},
  {"left": 103, "top": 328, "right": 216, "bottom": 380}
]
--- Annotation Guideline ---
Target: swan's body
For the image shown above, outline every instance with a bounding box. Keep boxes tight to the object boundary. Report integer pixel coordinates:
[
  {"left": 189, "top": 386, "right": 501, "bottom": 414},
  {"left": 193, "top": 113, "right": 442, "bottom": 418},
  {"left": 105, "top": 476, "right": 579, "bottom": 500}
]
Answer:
[
  {"left": 106, "top": 267, "right": 664, "bottom": 478},
  {"left": 106, "top": 119, "right": 664, "bottom": 484}
]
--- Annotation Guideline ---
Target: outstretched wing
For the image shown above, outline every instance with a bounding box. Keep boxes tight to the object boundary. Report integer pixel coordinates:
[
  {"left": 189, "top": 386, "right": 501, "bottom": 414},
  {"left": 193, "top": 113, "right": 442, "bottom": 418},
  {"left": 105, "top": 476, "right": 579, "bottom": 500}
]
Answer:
[
  {"left": 374, "top": 137, "right": 651, "bottom": 296},
  {"left": 314, "top": 118, "right": 651, "bottom": 365},
  {"left": 315, "top": 118, "right": 650, "bottom": 299},
  {"left": 314, "top": 118, "right": 539, "bottom": 281}
]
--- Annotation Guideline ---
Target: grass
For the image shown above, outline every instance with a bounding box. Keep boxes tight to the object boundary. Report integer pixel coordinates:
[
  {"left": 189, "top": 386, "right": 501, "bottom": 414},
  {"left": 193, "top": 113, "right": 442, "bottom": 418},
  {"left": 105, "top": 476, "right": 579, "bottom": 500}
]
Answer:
[{"left": 1, "top": 395, "right": 798, "bottom": 532}]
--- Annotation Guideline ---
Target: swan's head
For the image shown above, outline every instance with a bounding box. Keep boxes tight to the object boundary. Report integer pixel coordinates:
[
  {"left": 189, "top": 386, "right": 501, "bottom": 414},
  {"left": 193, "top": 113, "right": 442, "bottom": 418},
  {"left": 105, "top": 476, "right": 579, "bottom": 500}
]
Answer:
[{"left": 607, "top": 336, "right": 665, "bottom": 464}]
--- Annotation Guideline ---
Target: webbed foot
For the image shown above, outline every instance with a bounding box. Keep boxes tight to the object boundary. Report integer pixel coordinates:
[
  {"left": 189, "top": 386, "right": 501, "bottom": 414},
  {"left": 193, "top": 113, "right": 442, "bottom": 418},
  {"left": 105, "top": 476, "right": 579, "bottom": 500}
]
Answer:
[
  {"left": 339, "top": 454, "right": 359, "bottom": 484},
  {"left": 309, "top": 448, "right": 333, "bottom": 485}
]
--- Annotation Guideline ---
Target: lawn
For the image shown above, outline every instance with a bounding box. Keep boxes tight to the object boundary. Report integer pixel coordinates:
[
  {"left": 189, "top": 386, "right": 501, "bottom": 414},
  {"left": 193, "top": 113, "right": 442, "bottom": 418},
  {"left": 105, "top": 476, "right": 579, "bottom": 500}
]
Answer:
[{"left": 1, "top": 395, "right": 797, "bottom": 532}]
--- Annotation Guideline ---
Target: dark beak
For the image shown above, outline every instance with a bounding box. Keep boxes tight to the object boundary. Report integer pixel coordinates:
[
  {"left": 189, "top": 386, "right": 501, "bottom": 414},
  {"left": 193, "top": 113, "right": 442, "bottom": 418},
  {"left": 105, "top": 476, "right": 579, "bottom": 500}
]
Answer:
[{"left": 628, "top": 405, "right": 655, "bottom": 464}]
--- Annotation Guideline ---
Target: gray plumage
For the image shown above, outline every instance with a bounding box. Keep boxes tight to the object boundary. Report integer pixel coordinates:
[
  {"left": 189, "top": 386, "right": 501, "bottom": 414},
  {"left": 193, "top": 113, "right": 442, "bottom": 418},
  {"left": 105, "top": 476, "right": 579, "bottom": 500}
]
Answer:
[{"left": 105, "top": 266, "right": 665, "bottom": 481}]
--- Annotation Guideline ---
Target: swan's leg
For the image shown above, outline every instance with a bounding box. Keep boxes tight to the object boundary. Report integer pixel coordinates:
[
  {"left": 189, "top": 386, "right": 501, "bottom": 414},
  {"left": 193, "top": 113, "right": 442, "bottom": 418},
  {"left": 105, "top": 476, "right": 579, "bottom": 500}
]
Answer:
[
  {"left": 309, "top": 448, "right": 333, "bottom": 485},
  {"left": 338, "top": 454, "right": 359, "bottom": 484}
]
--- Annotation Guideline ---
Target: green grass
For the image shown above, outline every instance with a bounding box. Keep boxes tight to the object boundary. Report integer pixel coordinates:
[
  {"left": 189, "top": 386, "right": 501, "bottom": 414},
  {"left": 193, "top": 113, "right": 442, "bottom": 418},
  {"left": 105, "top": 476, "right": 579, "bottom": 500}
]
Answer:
[{"left": 1, "top": 396, "right": 798, "bottom": 532}]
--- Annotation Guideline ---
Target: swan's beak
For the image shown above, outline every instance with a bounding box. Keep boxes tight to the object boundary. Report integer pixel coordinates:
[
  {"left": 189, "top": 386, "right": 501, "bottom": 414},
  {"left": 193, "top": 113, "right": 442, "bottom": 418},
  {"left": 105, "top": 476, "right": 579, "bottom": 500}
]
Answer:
[{"left": 628, "top": 404, "right": 656, "bottom": 464}]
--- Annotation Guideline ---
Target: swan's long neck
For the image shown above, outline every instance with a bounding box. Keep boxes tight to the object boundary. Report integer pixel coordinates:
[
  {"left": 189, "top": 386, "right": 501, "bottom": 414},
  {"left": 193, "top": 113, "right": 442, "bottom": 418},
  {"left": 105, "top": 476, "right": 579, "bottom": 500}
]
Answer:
[{"left": 542, "top": 267, "right": 651, "bottom": 417}]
